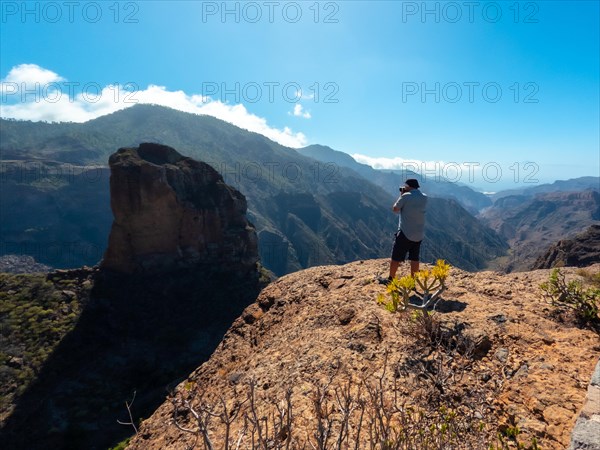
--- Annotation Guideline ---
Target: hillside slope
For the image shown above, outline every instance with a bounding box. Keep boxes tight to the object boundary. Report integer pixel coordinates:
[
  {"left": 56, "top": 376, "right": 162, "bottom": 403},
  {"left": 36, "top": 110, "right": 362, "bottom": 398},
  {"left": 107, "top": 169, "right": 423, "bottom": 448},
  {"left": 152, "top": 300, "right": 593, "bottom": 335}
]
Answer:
[
  {"left": 1, "top": 105, "right": 507, "bottom": 274},
  {"left": 128, "top": 259, "right": 600, "bottom": 450},
  {"left": 0, "top": 266, "right": 263, "bottom": 450}
]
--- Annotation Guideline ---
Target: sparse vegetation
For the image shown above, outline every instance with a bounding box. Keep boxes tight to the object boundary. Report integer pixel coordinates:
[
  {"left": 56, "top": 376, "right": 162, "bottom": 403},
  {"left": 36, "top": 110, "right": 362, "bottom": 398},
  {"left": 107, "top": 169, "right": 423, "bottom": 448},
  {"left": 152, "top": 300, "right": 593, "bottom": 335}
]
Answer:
[
  {"left": 414, "top": 259, "right": 450, "bottom": 295},
  {"left": 169, "top": 355, "right": 495, "bottom": 449},
  {"left": 540, "top": 268, "right": 600, "bottom": 325},
  {"left": 168, "top": 275, "right": 508, "bottom": 449},
  {"left": 404, "top": 309, "right": 445, "bottom": 348},
  {"left": 489, "top": 426, "right": 541, "bottom": 450},
  {"left": 0, "top": 272, "right": 89, "bottom": 417},
  {"left": 377, "top": 275, "right": 414, "bottom": 312},
  {"left": 108, "top": 437, "right": 131, "bottom": 450},
  {"left": 257, "top": 263, "right": 274, "bottom": 287}
]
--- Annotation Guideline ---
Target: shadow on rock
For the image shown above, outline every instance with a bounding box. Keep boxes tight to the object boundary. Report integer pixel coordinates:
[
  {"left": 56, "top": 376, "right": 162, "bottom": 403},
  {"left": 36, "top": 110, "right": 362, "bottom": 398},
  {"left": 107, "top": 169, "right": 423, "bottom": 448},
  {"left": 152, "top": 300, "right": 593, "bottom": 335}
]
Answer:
[
  {"left": 434, "top": 298, "right": 468, "bottom": 313},
  {"left": 0, "top": 266, "right": 260, "bottom": 450}
]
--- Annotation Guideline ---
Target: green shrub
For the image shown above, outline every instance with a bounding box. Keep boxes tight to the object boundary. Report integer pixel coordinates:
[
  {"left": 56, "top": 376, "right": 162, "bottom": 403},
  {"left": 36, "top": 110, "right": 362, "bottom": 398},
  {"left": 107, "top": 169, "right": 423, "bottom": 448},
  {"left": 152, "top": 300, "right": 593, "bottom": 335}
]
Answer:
[
  {"left": 377, "top": 260, "right": 450, "bottom": 313},
  {"left": 540, "top": 268, "right": 600, "bottom": 325},
  {"left": 377, "top": 274, "right": 415, "bottom": 312},
  {"left": 489, "top": 425, "right": 541, "bottom": 450},
  {"left": 108, "top": 437, "right": 131, "bottom": 450}
]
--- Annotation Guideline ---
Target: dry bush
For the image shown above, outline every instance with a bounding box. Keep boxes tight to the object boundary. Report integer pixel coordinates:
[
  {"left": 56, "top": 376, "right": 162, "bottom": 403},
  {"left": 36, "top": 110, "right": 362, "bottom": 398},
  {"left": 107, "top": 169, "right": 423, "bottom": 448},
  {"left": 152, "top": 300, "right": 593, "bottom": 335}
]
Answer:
[{"left": 168, "top": 347, "right": 496, "bottom": 449}]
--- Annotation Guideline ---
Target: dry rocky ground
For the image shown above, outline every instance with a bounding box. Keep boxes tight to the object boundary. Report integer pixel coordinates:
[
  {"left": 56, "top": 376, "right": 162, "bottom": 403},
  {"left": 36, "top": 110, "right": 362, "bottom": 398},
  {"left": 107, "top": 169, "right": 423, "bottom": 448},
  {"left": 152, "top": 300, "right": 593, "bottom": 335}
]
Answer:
[{"left": 128, "top": 259, "right": 600, "bottom": 450}]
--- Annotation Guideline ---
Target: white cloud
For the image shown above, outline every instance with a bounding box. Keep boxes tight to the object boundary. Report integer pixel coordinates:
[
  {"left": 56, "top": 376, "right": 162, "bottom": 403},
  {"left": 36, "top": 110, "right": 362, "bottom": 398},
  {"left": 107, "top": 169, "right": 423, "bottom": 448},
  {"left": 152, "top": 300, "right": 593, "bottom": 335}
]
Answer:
[
  {"left": 352, "top": 153, "right": 467, "bottom": 181},
  {"left": 1, "top": 64, "right": 64, "bottom": 87},
  {"left": 290, "top": 104, "right": 311, "bottom": 119},
  {"left": 290, "top": 88, "right": 315, "bottom": 101},
  {"left": 352, "top": 154, "right": 445, "bottom": 172},
  {"left": 352, "top": 153, "right": 519, "bottom": 187},
  {"left": 0, "top": 64, "right": 307, "bottom": 148}
]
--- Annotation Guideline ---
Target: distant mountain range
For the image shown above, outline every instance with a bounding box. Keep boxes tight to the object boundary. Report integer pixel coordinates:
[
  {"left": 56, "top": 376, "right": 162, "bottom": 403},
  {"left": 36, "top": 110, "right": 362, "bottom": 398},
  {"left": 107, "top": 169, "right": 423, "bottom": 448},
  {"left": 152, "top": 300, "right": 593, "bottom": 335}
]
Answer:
[
  {"left": 298, "top": 145, "right": 600, "bottom": 271},
  {"left": 489, "top": 177, "right": 600, "bottom": 202},
  {"left": 480, "top": 190, "right": 600, "bottom": 271},
  {"left": 298, "top": 145, "right": 492, "bottom": 214},
  {"left": 0, "top": 104, "right": 508, "bottom": 274}
]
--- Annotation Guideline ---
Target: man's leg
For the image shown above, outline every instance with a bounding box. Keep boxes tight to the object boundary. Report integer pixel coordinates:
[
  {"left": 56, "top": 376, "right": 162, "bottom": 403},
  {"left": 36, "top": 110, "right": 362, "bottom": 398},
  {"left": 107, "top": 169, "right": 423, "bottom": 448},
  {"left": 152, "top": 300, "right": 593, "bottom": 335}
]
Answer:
[
  {"left": 408, "top": 239, "right": 422, "bottom": 277},
  {"left": 389, "top": 232, "right": 409, "bottom": 280},
  {"left": 410, "top": 260, "right": 419, "bottom": 276},
  {"left": 389, "top": 259, "right": 401, "bottom": 279},
  {"left": 380, "top": 232, "right": 409, "bottom": 284}
]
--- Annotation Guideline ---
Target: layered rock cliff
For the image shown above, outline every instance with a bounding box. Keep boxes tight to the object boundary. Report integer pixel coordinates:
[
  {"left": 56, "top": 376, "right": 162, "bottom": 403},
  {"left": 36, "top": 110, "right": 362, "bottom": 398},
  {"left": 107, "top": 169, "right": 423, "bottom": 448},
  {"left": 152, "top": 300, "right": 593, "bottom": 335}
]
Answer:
[{"left": 533, "top": 224, "right": 600, "bottom": 269}]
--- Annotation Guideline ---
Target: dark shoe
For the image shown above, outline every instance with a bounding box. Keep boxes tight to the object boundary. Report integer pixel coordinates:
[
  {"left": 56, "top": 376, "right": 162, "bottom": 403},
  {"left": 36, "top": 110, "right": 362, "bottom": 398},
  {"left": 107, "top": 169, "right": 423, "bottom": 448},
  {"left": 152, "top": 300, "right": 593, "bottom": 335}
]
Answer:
[{"left": 378, "top": 276, "right": 392, "bottom": 286}]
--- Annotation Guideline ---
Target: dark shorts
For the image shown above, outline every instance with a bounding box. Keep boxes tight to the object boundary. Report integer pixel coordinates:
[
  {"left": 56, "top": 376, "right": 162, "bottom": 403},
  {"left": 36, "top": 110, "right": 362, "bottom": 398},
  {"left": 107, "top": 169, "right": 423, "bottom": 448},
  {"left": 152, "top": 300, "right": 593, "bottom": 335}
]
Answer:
[{"left": 391, "top": 231, "right": 422, "bottom": 262}]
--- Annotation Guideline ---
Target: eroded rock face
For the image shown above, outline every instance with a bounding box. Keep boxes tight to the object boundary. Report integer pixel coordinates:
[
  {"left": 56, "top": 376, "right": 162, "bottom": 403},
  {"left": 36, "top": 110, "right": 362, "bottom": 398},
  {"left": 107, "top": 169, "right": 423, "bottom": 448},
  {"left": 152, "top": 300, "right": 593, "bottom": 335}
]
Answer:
[
  {"left": 532, "top": 224, "right": 600, "bottom": 269},
  {"left": 101, "top": 143, "right": 258, "bottom": 274}
]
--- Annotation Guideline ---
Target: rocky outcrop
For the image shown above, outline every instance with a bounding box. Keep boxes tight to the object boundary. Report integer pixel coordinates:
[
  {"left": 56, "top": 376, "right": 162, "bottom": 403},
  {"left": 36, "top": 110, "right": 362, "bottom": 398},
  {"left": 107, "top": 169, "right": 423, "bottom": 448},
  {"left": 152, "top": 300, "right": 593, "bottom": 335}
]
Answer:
[
  {"left": 101, "top": 143, "right": 258, "bottom": 275},
  {"left": 128, "top": 260, "right": 600, "bottom": 450},
  {"left": 1, "top": 144, "right": 263, "bottom": 450},
  {"left": 533, "top": 224, "right": 600, "bottom": 269}
]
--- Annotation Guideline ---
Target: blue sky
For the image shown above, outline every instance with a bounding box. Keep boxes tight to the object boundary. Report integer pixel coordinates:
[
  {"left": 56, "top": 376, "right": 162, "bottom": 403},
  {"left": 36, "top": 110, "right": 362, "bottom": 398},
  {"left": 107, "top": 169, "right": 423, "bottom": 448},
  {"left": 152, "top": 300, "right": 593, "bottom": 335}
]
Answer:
[{"left": 1, "top": 1, "right": 599, "bottom": 191}]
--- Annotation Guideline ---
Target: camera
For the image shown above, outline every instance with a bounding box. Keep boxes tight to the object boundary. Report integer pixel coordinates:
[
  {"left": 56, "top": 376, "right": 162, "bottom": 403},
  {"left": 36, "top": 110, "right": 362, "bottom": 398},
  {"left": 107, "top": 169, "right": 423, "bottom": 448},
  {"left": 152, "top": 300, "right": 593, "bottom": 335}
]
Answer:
[{"left": 400, "top": 187, "right": 406, "bottom": 194}]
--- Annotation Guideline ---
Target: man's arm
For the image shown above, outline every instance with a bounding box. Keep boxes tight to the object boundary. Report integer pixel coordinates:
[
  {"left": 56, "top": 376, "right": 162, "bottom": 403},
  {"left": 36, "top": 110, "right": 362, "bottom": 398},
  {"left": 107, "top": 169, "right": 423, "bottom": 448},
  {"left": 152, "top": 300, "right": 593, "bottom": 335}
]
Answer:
[{"left": 392, "top": 195, "right": 405, "bottom": 213}]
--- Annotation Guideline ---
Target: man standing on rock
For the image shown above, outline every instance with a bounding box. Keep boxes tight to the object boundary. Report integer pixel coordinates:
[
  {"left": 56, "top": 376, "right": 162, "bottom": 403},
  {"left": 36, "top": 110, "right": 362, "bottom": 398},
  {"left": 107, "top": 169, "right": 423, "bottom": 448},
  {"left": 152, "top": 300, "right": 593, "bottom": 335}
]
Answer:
[{"left": 380, "top": 178, "right": 427, "bottom": 284}]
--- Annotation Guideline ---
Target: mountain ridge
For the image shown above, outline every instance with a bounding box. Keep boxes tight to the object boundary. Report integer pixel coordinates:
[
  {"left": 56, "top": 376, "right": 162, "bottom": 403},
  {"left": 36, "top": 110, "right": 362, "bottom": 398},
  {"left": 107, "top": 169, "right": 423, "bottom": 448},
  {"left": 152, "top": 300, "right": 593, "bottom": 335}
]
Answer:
[
  {"left": 489, "top": 177, "right": 600, "bottom": 202},
  {"left": 298, "top": 144, "right": 493, "bottom": 214},
  {"left": 1, "top": 104, "right": 508, "bottom": 274}
]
